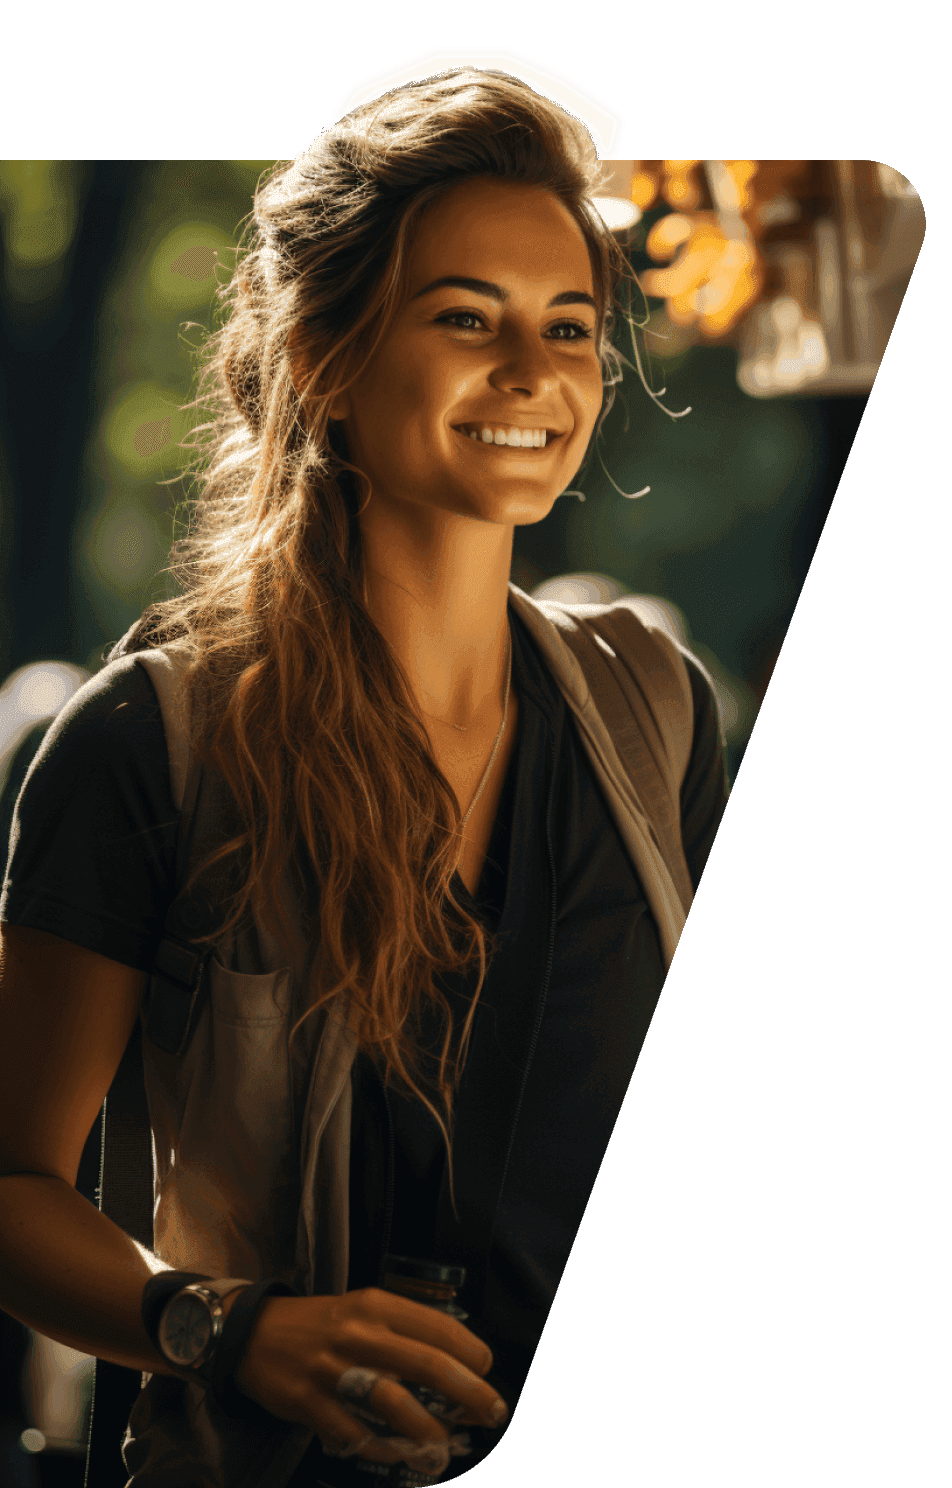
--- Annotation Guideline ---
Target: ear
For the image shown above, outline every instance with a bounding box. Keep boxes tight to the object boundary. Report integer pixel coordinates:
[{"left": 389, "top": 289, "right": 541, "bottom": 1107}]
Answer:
[{"left": 327, "top": 389, "right": 351, "bottom": 421}]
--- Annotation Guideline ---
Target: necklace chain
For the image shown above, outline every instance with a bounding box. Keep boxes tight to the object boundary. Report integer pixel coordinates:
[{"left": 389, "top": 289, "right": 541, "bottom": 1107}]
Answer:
[{"left": 421, "top": 623, "right": 513, "bottom": 832}]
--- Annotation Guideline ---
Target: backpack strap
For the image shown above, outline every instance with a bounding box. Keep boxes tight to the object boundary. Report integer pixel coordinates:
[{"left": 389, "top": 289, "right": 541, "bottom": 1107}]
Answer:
[
  {"left": 510, "top": 584, "right": 697, "bottom": 920},
  {"left": 139, "top": 755, "right": 213, "bottom": 1055},
  {"left": 92, "top": 643, "right": 208, "bottom": 1243},
  {"left": 141, "top": 756, "right": 250, "bottom": 1054},
  {"left": 556, "top": 596, "right": 696, "bottom": 916},
  {"left": 85, "top": 647, "right": 223, "bottom": 1485},
  {"left": 133, "top": 646, "right": 238, "bottom": 1057}
]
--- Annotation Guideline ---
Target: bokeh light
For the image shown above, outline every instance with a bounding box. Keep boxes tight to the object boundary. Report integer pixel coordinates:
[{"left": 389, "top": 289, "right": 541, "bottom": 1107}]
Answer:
[{"left": 146, "top": 219, "right": 234, "bottom": 312}]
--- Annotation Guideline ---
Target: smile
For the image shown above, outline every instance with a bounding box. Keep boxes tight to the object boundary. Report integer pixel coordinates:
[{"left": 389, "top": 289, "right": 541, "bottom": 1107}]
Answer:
[{"left": 453, "top": 423, "right": 561, "bottom": 450}]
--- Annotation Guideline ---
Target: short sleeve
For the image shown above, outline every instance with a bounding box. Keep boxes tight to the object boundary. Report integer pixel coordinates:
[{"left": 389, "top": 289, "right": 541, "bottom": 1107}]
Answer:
[
  {"left": 0, "top": 655, "right": 178, "bottom": 971},
  {"left": 679, "top": 653, "right": 730, "bottom": 892}
]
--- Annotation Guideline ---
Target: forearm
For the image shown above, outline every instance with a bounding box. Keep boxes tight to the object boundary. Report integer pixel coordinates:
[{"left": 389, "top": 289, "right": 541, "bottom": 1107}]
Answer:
[{"left": 0, "top": 1171, "right": 180, "bottom": 1375}]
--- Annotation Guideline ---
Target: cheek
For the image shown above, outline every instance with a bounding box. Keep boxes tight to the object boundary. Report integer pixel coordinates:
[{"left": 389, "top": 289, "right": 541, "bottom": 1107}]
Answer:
[
  {"left": 575, "top": 362, "right": 606, "bottom": 429},
  {"left": 366, "top": 359, "right": 449, "bottom": 440},
  {"left": 349, "top": 375, "right": 416, "bottom": 459}
]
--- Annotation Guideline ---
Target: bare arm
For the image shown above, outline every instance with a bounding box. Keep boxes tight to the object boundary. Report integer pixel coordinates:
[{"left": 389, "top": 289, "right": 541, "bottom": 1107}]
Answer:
[
  {"left": 0, "top": 924, "right": 508, "bottom": 1474},
  {"left": 0, "top": 924, "right": 177, "bottom": 1375}
]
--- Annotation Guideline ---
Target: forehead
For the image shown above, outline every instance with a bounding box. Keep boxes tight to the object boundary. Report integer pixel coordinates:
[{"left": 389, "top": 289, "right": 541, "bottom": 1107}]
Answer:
[{"left": 405, "top": 177, "right": 595, "bottom": 296}]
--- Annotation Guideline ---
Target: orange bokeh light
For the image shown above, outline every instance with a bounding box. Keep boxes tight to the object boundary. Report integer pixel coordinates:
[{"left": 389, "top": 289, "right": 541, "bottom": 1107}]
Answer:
[{"left": 643, "top": 211, "right": 764, "bottom": 338}]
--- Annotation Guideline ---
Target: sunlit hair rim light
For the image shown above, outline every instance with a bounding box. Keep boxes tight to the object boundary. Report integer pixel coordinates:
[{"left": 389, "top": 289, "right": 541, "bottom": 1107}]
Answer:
[{"left": 333, "top": 45, "right": 624, "bottom": 158}]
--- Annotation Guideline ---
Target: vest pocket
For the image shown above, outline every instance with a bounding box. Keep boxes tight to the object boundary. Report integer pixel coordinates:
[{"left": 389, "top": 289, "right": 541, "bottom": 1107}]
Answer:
[
  {"left": 207, "top": 956, "right": 292, "bottom": 1025},
  {"left": 148, "top": 960, "right": 299, "bottom": 1279}
]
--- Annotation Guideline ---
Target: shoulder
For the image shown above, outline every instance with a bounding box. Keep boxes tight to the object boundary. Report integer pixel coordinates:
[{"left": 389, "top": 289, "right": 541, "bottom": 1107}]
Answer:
[
  {"left": 10, "top": 655, "right": 172, "bottom": 820},
  {"left": 512, "top": 581, "right": 694, "bottom": 710},
  {"left": 95, "top": 639, "right": 196, "bottom": 809},
  {"left": 1, "top": 655, "right": 180, "bottom": 971},
  {"left": 577, "top": 598, "right": 727, "bottom": 781},
  {"left": 509, "top": 583, "right": 721, "bottom": 792},
  {"left": 511, "top": 583, "right": 689, "bottom": 677},
  {"left": 39, "top": 652, "right": 163, "bottom": 748},
  {"left": 578, "top": 594, "right": 694, "bottom": 680}
]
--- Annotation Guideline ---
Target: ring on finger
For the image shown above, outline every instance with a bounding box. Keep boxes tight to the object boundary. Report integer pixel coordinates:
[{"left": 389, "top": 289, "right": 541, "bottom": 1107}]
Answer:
[{"left": 336, "top": 1367, "right": 382, "bottom": 1403}]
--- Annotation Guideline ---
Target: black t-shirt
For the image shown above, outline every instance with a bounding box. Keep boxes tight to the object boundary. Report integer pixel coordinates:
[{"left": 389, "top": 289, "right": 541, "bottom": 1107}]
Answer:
[
  {"left": 1, "top": 610, "right": 728, "bottom": 1484},
  {"left": 0, "top": 619, "right": 724, "bottom": 970},
  {"left": 1, "top": 651, "right": 177, "bottom": 971}
]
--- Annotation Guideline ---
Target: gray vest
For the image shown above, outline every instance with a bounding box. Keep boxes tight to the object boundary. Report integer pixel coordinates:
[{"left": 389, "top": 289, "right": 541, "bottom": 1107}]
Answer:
[{"left": 117, "top": 584, "right": 702, "bottom": 1486}]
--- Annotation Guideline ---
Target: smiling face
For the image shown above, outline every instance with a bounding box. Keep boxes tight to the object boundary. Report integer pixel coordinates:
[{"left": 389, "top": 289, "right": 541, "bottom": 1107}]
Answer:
[{"left": 328, "top": 176, "right": 606, "bottom": 528}]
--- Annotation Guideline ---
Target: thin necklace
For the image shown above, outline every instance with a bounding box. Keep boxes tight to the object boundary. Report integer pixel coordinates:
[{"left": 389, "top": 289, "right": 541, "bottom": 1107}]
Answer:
[{"left": 421, "top": 623, "right": 512, "bottom": 831}]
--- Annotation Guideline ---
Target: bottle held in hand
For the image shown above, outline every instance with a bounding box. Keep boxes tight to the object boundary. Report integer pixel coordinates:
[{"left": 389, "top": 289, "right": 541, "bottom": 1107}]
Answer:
[
  {"left": 338, "top": 1256, "right": 476, "bottom": 1487},
  {"left": 382, "top": 1256, "right": 471, "bottom": 1431}
]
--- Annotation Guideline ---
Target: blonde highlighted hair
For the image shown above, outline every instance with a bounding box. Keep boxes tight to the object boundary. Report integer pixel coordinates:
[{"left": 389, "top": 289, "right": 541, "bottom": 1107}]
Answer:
[{"left": 135, "top": 68, "right": 631, "bottom": 1158}]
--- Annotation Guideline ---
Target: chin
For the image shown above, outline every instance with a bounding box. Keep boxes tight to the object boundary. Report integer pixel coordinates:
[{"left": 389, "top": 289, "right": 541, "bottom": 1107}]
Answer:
[
  {"left": 453, "top": 481, "right": 561, "bottom": 526},
  {"left": 508, "top": 491, "right": 562, "bottom": 526}
]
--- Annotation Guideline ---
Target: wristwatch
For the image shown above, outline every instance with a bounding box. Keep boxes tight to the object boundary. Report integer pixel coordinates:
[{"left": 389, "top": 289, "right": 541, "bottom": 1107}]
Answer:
[{"left": 156, "top": 1278, "right": 251, "bottom": 1378}]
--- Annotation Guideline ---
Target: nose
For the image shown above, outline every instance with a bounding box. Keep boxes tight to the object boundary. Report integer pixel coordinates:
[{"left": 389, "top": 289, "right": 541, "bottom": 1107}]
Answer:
[{"left": 488, "top": 320, "right": 560, "bottom": 398}]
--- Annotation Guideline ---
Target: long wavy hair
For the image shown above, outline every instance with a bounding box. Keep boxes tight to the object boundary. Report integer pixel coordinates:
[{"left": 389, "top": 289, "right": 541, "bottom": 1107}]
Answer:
[{"left": 133, "top": 68, "right": 632, "bottom": 1155}]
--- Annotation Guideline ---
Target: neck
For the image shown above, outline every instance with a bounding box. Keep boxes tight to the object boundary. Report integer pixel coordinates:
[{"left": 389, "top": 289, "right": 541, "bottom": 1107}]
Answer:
[{"left": 358, "top": 501, "right": 514, "bottom": 731}]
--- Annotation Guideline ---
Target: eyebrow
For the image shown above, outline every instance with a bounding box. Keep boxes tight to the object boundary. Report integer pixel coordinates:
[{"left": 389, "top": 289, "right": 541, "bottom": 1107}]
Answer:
[{"left": 411, "top": 275, "right": 598, "bottom": 311}]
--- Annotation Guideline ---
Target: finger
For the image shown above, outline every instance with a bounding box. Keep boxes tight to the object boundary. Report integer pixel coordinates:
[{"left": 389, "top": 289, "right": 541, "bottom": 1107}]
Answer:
[
  {"left": 361, "top": 1289, "right": 493, "bottom": 1376},
  {"left": 328, "top": 1435, "right": 468, "bottom": 1478},
  {"left": 356, "top": 1433, "right": 473, "bottom": 1477},
  {"left": 382, "top": 1436, "right": 454, "bottom": 1478},
  {"left": 360, "top": 1375, "right": 454, "bottom": 1443},
  {"left": 331, "top": 1365, "right": 462, "bottom": 1445},
  {"left": 337, "top": 1335, "right": 507, "bottom": 1429},
  {"left": 317, "top": 1395, "right": 456, "bottom": 1474},
  {"left": 324, "top": 1435, "right": 407, "bottom": 1468},
  {"left": 309, "top": 1397, "right": 402, "bottom": 1462},
  {"left": 313, "top": 1402, "right": 445, "bottom": 1472}
]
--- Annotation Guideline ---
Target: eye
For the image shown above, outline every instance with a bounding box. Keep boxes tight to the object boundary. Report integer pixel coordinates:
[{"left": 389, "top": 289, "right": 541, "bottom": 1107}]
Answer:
[
  {"left": 546, "top": 320, "right": 594, "bottom": 342},
  {"left": 435, "top": 309, "right": 488, "bottom": 331}
]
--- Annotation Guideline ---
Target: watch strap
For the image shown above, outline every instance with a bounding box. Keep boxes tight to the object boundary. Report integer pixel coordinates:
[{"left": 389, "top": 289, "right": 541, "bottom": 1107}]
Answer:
[
  {"left": 206, "top": 1277, "right": 300, "bottom": 1417},
  {"left": 196, "top": 1278, "right": 255, "bottom": 1304}
]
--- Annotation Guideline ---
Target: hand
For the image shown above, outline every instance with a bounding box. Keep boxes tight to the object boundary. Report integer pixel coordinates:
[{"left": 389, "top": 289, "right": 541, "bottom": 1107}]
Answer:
[{"left": 233, "top": 1287, "right": 508, "bottom": 1475}]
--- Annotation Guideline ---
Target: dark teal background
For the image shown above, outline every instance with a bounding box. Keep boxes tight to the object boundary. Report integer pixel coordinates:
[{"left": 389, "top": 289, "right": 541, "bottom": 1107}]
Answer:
[{"left": 5, "top": 5, "right": 946, "bottom": 1482}]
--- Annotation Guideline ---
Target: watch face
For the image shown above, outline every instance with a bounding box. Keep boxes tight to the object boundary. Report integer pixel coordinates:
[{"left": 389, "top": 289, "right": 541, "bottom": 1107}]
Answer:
[{"left": 161, "top": 1292, "right": 213, "bottom": 1366}]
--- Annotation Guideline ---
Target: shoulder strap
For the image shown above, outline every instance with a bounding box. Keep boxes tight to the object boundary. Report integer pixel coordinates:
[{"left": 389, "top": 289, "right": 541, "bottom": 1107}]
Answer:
[
  {"left": 139, "top": 755, "right": 214, "bottom": 1056},
  {"left": 91, "top": 642, "right": 230, "bottom": 1238},
  {"left": 92, "top": 666, "right": 215, "bottom": 1236},
  {"left": 510, "top": 584, "right": 696, "bottom": 917},
  {"left": 566, "top": 596, "right": 695, "bottom": 801},
  {"left": 92, "top": 642, "right": 207, "bottom": 1245},
  {"left": 86, "top": 647, "right": 223, "bottom": 1485},
  {"left": 133, "top": 646, "right": 239, "bottom": 1057}
]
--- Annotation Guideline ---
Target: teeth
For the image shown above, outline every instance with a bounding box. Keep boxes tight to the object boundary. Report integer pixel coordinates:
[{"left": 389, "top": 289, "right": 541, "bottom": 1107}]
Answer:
[{"left": 464, "top": 425, "right": 548, "bottom": 447}]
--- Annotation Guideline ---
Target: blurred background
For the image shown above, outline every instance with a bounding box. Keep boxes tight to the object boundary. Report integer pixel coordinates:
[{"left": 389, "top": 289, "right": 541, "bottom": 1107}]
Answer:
[{"left": 0, "top": 159, "right": 925, "bottom": 1484}]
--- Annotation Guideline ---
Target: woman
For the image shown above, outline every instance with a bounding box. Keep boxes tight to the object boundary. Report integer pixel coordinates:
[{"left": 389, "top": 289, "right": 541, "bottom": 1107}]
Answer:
[{"left": 0, "top": 69, "right": 728, "bottom": 1486}]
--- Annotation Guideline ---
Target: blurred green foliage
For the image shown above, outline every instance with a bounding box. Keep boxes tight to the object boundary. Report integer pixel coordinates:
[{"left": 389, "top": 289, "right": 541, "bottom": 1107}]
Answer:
[{"left": 73, "top": 162, "right": 272, "bottom": 651}]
